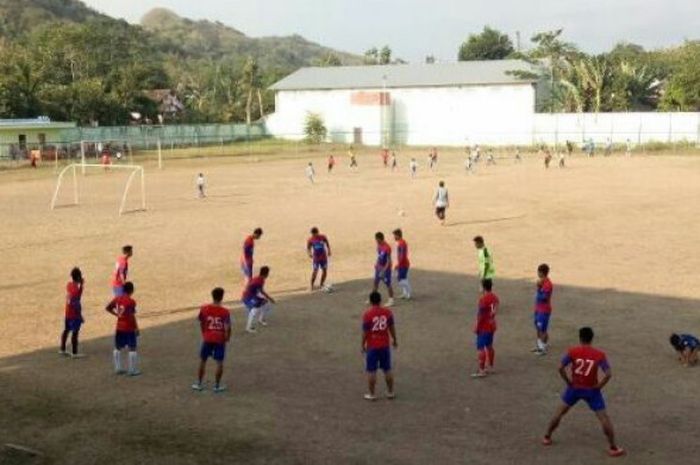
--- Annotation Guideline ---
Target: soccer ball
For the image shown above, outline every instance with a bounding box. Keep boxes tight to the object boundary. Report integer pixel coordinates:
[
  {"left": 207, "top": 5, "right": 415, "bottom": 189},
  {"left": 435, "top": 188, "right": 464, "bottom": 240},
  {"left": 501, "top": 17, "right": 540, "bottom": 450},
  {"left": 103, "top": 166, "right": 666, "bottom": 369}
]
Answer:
[{"left": 323, "top": 284, "right": 334, "bottom": 293}]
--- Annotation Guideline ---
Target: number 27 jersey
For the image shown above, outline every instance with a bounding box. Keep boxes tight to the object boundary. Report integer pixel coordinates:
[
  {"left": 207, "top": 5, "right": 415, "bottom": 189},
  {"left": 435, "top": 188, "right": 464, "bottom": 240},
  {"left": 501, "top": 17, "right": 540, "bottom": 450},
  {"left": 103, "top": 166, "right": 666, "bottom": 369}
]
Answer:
[
  {"left": 562, "top": 345, "right": 610, "bottom": 389},
  {"left": 362, "top": 306, "right": 394, "bottom": 350}
]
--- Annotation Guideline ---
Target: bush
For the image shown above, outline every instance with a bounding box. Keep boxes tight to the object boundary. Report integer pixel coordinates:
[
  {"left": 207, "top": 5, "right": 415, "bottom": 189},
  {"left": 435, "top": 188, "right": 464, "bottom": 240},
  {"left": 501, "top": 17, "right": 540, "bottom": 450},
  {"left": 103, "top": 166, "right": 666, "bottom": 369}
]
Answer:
[{"left": 304, "top": 113, "right": 327, "bottom": 144}]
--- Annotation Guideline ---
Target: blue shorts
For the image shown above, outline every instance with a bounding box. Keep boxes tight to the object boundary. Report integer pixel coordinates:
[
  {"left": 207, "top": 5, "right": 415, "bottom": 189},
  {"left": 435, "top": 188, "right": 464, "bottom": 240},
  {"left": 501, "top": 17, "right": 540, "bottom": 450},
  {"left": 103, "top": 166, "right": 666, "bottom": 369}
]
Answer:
[
  {"left": 313, "top": 259, "right": 327, "bottom": 271},
  {"left": 241, "top": 262, "right": 253, "bottom": 278},
  {"left": 562, "top": 387, "right": 606, "bottom": 411},
  {"left": 112, "top": 286, "right": 124, "bottom": 297},
  {"left": 243, "top": 297, "right": 266, "bottom": 310},
  {"left": 366, "top": 347, "right": 392, "bottom": 373},
  {"left": 200, "top": 342, "right": 226, "bottom": 362},
  {"left": 115, "top": 331, "right": 138, "bottom": 350},
  {"left": 476, "top": 332, "right": 494, "bottom": 350},
  {"left": 64, "top": 318, "right": 83, "bottom": 332},
  {"left": 534, "top": 312, "right": 551, "bottom": 333},
  {"left": 397, "top": 268, "right": 409, "bottom": 281},
  {"left": 374, "top": 269, "right": 392, "bottom": 287}
]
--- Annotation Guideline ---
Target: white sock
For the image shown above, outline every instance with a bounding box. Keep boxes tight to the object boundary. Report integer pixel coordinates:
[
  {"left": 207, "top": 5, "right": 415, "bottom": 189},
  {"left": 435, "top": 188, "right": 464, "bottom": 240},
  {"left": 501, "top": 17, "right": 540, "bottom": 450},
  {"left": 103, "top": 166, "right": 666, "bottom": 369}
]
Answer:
[
  {"left": 113, "top": 349, "right": 121, "bottom": 372},
  {"left": 537, "top": 339, "right": 545, "bottom": 351},
  {"left": 247, "top": 307, "right": 259, "bottom": 330},
  {"left": 128, "top": 351, "right": 138, "bottom": 373},
  {"left": 403, "top": 280, "right": 412, "bottom": 297},
  {"left": 259, "top": 303, "right": 272, "bottom": 322}
]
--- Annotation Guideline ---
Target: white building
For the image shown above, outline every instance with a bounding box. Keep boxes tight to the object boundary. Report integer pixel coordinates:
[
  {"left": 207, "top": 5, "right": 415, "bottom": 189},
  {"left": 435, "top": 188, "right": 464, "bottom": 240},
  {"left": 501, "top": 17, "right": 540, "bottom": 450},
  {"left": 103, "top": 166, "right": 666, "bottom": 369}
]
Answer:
[{"left": 266, "top": 60, "right": 543, "bottom": 147}]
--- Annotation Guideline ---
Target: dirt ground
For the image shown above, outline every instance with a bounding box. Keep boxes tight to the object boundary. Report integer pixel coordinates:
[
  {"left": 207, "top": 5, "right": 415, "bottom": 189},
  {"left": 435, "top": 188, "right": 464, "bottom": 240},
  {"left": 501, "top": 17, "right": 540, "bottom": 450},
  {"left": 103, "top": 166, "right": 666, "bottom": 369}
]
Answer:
[{"left": 1, "top": 150, "right": 699, "bottom": 465}]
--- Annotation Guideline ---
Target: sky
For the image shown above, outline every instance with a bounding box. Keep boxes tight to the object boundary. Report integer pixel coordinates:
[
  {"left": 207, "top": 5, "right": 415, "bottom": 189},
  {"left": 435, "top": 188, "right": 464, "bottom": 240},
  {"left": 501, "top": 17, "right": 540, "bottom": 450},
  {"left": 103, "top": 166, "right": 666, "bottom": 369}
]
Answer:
[{"left": 82, "top": 0, "right": 699, "bottom": 62}]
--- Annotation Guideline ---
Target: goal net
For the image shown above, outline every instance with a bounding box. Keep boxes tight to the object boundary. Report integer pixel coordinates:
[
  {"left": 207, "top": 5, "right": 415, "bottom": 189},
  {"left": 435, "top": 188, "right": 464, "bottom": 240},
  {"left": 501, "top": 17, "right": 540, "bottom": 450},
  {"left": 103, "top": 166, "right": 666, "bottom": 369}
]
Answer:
[{"left": 50, "top": 163, "right": 146, "bottom": 215}]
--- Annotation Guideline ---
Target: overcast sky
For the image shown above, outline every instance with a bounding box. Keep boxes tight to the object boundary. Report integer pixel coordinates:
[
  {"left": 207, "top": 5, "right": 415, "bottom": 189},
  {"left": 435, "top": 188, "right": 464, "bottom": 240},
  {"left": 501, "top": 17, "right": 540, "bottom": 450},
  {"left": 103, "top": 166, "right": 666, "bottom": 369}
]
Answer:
[{"left": 83, "top": 0, "right": 699, "bottom": 61}]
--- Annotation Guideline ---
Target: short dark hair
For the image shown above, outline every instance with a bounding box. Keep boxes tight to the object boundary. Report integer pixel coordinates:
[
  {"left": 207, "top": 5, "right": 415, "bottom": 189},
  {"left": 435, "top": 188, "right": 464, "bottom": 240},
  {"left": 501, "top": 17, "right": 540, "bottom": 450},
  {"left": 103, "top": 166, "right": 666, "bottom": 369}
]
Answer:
[
  {"left": 473, "top": 236, "right": 484, "bottom": 244},
  {"left": 481, "top": 278, "right": 493, "bottom": 291},
  {"left": 669, "top": 334, "right": 682, "bottom": 351},
  {"left": 253, "top": 228, "right": 263, "bottom": 236},
  {"left": 71, "top": 267, "right": 82, "bottom": 282},
  {"left": 260, "top": 266, "right": 270, "bottom": 276},
  {"left": 439, "top": 181, "right": 445, "bottom": 187},
  {"left": 375, "top": 232, "right": 384, "bottom": 241},
  {"left": 369, "top": 291, "right": 381, "bottom": 305},
  {"left": 122, "top": 245, "right": 133, "bottom": 254},
  {"left": 310, "top": 227, "right": 319, "bottom": 235},
  {"left": 392, "top": 228, "right": 403, "bottom": 238},
  {"left": 212, "top": 287, "right": 225, "bottom": 302},
  {"left": 579, "top": 327, "right": 594, "bottom": 344},
  {"left": 538, "top": 263, "right": 550, "bottom": 276},
  {"left": 123, "top": 282, "right": 134, "bottom": 295}
]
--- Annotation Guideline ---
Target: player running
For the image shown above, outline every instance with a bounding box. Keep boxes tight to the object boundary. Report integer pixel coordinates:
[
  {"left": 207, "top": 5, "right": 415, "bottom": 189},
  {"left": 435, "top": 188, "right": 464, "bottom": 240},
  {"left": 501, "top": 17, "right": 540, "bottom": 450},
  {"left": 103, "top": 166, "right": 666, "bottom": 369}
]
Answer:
[
  {"left": 372, "top": 232, "right": 395, "bottom": 307},
  {"left": 390, "top": 151, "right": 398, "bottom": 171},
  {"left": 112, "top": 245, "right": 133, "bottom": 297},
  {"left": 306, "top": 162, "right": 316, "bottom": 184},
  {"left": 327, "top": 154, "right": 335, "bottom": 173},
  {"left": 542, "top": 327, "right": 625, "bottom": 458},
  {"left": 533, "top": 263, "right": 553, "bottom": 356},
  {"left": 307, "top": 227, "right": 332, "bottom": 292},
  {"left": 59, "top": 267, "right": 85, "bottom": 358},
  {"left": 348, "top": 146, "right": 358, "bottom": 169},
  {"left": 669, "top": 333, "right": 699, "bottom": 366},
  {"left": 192, "top": 287, "right": 232, "bottom": 393},
  {"left": 196, "top": 173, "right": 206, "bottom": 198},
  {"left": 392, "top": 229, "right": 412, "bottom": 300},
  {"left": 472, "top": 278, "right": 499, "bottom": 378},
  {"left": 361, "top": 291, "right": 398, "bottom": 401},
  {"left": 105, "top": 281, "right": 141, "bottom": 376},
  {"left": 473, "top": 236, "right": 495, "bottom": 282},
  {"left": 242, "top": 266, "right": 276, "bottom": 333},
  {"left": 240, "top": 228, "right": 263, "bottom": 284},
  {"left": 433, "top": 181, "right": 449, "bottom": 225}
]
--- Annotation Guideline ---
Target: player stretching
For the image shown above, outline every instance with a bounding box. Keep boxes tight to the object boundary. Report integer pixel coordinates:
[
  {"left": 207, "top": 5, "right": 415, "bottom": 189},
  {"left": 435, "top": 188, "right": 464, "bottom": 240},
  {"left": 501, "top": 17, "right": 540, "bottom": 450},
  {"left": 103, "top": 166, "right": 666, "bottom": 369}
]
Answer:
[
  {"left": 393, "top": 229, "right": 411, "bottom": 300},
  {"left": 372, "top": 232, "right": 395, "bottom": 306},
  {"left": 669, "top": 333, "right": 699, "bottom": 366},
  {"left": 59, "top": 267, "right": 85, "bottom": 358},
  {"left": 307, "top": 227, "right": 332, "bottom": 291},
  {"left": 112, "top": 245, "right": 133, "bottom": 297},
  {"left": 192, "top": 287, "right": 231, "bottom": 392},
  {"left": 533, "top": 263, "right": 553, "bottom": 355},
  {"left": 105, "top": 282, "right": 141, "bottom": 376},
  {"left": 433, "top": 181, "right": 449, "bottom": 225},
  {"left": 472, "top": 278, "right": 499, "bottom": 378},
  {"left": 473, "top": 236, "right": 495, "bottom": 283},
  {"left": 542, "top": 327, "right": 625, "bottom": 458},
  {"left": 242, "top": 266, "right": 276, "bottom": 333},
  {"left": 240, "top": 228, "right": 263, "bottom": 284},
  {"left": 362, "top": 291, "right": 398, "bottom": 401}
]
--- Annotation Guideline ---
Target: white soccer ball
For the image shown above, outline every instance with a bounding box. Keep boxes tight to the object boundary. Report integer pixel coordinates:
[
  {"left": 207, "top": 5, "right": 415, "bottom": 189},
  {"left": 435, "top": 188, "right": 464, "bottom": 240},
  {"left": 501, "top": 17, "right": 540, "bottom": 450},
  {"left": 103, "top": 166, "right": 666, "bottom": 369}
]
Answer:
[{"left": 323, "top": 284, "right": 334, "bottom": 293}]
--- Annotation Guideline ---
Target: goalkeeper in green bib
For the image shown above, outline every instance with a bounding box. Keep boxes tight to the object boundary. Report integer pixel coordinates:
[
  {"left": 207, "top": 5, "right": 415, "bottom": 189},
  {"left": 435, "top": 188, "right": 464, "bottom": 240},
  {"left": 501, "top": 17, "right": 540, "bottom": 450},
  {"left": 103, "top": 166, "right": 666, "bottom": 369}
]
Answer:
[{"left": 473, "top": 236, "right": 495, "bottom": 282}]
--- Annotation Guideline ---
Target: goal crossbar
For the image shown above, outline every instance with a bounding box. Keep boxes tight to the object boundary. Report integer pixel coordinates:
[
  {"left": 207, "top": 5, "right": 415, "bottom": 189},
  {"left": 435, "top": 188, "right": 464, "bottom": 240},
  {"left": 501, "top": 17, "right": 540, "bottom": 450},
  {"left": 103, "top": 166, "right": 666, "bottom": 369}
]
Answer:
[{"left": 50, "top": 163, "right": 146, "bottom": 215}]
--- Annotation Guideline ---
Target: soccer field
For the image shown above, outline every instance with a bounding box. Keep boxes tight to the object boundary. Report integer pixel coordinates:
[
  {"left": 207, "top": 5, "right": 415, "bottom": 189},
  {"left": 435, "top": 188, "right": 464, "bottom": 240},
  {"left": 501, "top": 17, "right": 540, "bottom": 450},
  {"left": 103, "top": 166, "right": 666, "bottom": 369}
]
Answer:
[{"left": 1, "top": 151, "right": 699, "bottom": 465}]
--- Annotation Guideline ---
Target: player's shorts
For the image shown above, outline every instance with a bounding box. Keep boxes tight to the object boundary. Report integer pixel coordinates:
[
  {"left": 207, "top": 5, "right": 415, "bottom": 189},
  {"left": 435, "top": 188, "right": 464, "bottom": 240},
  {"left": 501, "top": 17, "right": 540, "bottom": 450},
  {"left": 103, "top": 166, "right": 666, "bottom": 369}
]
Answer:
[
  {"left": 243, "top": 296, "right": 266, "bottom": 310},
  {"left": 562, "top": 387, "right": 606, "bottom": 411},
  {"left": 64, "top": 318, "right": 83, "bottom": 332},
  {"left": 240, "top": 262, "right": 253, "bottom": 278},
  {"left": 112, "top": 286, "right": 124, "bottom": 297},
  {"left": 366, "top": 347, "right": 392, "bottom": 373},
  {"left": 435, "top": 207, "right": 446, "bottom": 217},
  {"left": 396, "top": 267, "right": 409, "bottom": 281},
  {"left": 476, "top": 332, "right": 494, "bottom": 350},
  {"left": 534, "top": 312, "right": 551, "bottom": 332},
  {"left": 683, "top": 336, "right": 700, "bottom": 350},
  {"left": 374, "top": 269, "right": 392, "bottom": 286},
  {"left": 200, "top": 342, "right": 226, "bottom": 362},
  {"left": 313, "top": 259, "right": 328, "bottom": 271},
  {"left": 115, "top": 331, "right": 138, "bottom": 350}
]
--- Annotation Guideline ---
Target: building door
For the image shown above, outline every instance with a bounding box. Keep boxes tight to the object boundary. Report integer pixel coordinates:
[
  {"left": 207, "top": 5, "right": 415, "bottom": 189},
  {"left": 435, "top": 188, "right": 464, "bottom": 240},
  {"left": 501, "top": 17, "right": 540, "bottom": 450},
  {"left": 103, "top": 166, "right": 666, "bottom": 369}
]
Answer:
[
  {"left": 353, "top": 127, "right": 363, "bottom": 145},
  {"left": 18, "top": 134, "right": 27, "bottom": 151}
]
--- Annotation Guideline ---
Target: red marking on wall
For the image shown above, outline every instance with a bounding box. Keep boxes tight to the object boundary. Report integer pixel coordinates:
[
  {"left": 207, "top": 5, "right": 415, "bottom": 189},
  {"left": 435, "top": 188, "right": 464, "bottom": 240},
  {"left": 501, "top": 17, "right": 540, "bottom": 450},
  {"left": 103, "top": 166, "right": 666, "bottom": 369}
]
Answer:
[{"left": 351, "top": 92, "right": 391, "bottom": 106}]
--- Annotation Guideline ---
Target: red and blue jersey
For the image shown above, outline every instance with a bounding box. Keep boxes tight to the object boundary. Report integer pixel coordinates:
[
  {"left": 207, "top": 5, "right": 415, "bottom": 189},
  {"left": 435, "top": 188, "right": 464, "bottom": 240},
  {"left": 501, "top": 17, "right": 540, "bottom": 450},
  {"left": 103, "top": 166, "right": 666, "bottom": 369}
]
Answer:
[
  {"left": 241, "top": 235, "right": 255, "bottom": 265},
  {"left": 535, "top": 277, "right": 553, "bottom": 313},
  {"left": 242, "top": 276, "right": 266, "bottom": 300},
  {"left": 561, "top": 345, "right": 609, "bottom": 389},
  {"left": 107, "top": 295, "right": 138, "bottom": 332},
  {"left": 198, "top": 304, "right": 231, "bottom": 344},
  {"left": 375, "top": 241, "right": 392, "bottom": 270},
  {"left": 395, "top": 239, "right": 410, "bottom": 269},
  {"left": 64, "top": 281, "right": 83, "bottom": 320},
  {"left": 475, "top": 291, "right": 499, "bottom": 333},
  {"left": 111, "top": 255, "right": 129, "bottom": 287},
  {"left": 362, "top": 306, "right": 394, "bottom": 350},
  {"left": 307, "top": 234, "right": 329, "bottom": 262}
]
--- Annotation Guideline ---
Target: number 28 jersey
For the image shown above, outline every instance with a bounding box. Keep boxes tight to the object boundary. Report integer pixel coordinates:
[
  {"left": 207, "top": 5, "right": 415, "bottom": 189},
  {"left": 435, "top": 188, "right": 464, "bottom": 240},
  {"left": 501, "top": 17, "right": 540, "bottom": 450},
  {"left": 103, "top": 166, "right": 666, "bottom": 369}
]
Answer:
[
  {"left": 198, "top": 304, "right": 231, "bottom": 344},
  {"left": 561, "top": 345, "right": 610, "bottom": 389},
  {"left": 362, "top": 306, "right": 394, "bottom": 350}
]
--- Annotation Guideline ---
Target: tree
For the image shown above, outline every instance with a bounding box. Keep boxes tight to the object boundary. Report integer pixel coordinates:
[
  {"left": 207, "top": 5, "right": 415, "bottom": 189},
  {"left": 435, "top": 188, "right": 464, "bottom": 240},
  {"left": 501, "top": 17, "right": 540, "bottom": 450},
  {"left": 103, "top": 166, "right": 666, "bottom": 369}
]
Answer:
[
  {"left": 659, "top": 41, "right": 700, "bottom": 111},
  {"left": 304, "top": 112, "right": 327, "bottom": 144},
  {"left": 458, "top": 26, "right": 514, "bottom": 61},
  {"left": 364, "top": 47, "right": 379, "bottom": 65},
  {"left": 379, "top": 46, "right": 392, "bottom": 65},
  {"left": 316, "top": 53, "right": 342, "bottom": 67},
  {"left": 241, "top": 56, "right": 264, "bottom": 124}
]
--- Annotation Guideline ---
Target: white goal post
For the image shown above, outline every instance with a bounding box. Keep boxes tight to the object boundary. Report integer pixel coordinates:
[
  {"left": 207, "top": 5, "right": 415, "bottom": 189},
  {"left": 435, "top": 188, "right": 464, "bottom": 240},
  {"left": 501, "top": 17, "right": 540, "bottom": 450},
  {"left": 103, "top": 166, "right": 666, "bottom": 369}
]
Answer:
[{"left": 50, "top": 163, "right": 146, "bottom": 215}]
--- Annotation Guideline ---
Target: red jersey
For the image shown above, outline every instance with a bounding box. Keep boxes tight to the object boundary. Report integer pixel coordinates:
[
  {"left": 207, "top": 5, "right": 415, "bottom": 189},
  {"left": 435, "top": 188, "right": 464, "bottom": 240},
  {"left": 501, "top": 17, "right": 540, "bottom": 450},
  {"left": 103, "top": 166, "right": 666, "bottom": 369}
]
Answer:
[
  {"left": 107, "top": 295, "right": 138, "bottom": 332},
  {"left": 535, "top": 277, "right": 553, "bottom": 313},
  {"left": 241, "top": 235, "right": 255, "bottom": 265},
  {"left": 65, "top": 281, "right": 83, "bottom": 320},
  {"left": 112, "top": 255, "right": 129, "bottom": 287},
  {"left": 376, "top": 241, "right": 392, "bottom": 270},
  {"left": 475, "top": 291, "right": 499, "bottom": 333},
  {"left": 198, "top": 304, "right": 231, "bottom": 344},
  {"left": 395, "top": 239, "right": 410, "bottom": 269},
  {"left": 362, "top": 306, "right": 394, "bottom": 350},
  {"left": 242, "top": 276, "right": 266, "bottom": 300},
  {"left": 562, "top": 345, "right": 610, "bottom": 389},
  {"left": 307, "top": 234, "right": 329, "bottom": 261}
]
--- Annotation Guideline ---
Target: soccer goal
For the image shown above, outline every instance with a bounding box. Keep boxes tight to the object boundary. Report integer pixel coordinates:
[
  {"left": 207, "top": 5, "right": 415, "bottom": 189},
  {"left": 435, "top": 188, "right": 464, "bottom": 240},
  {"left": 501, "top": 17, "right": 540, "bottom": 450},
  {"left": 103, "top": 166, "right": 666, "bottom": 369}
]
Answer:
[{"left": 50, "top": 163, "right": 146, "bottom": 215}]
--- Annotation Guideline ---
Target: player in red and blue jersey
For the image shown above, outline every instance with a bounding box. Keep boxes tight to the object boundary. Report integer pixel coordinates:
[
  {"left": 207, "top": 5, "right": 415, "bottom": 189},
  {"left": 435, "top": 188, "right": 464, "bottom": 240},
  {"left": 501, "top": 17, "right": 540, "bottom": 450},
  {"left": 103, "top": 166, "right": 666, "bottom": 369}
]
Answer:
[
  {"left": 60, "top": 267, "right": 85, "bottom": 358},
  {"left": 372, "top": 232, "right": 395, "bottom": 306},
  {"left": 307, "top": 227, "right": 332, "bottom": 292},
  {"left": 393, "top": 229, "right": 412, "bottom": 300},
  {"left": 669, "top": 333, "right": 699, "bottom": 366},
  {"left": 111, "top": 245, "right": 133, "bottom": 296},
  {"left": 242, "top": 266, "right": 276, "bottom": 333},
  {"left": 362, "top": 291, "right": 398, "bottom": 401},
  {"left": 105, "top": 282, "right": 141, "bottom": 376},
  {"left": 533, "top": 263, "right": 553, "bottom": 355},
  {"left": 543, "top": 327, "right": 625, "bottom": 457},
  {"left": 240, "top": 228, "right": 263, "bottom": 284},
  {"left": 472, "top": 278, "right": 499, "bottom": 378},
  {"left": 192, "top": 287, "right": 231, "bottom": 393}
]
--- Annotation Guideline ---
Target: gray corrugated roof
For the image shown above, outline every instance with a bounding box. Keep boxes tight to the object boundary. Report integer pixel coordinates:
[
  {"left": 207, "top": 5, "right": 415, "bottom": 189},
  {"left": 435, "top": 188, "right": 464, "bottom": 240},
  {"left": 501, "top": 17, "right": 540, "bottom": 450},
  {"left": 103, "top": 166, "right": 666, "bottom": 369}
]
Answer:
[{"left": 269, "top": 60, "right": 539, "bottom": 91}]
